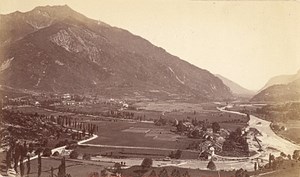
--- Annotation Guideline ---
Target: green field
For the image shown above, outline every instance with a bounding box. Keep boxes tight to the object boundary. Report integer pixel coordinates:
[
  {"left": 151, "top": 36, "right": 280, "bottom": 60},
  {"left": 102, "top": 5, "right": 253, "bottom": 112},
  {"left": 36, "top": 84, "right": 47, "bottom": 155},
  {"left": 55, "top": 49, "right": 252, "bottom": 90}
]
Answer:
[
  {"left": 274, "top": 120, "right": 300, "bottom": 145},
  {"left": 122, "top": 165, "right": 238, "bottom": 177},
  {"left": 84, "top": 121, "right": 185, "bottom": 149},
  {"left": 13, "top": 157, "right": 110, "bottom": 177},
  {"left": 76, "top": 145, "right": 199, "bottom": 159}
]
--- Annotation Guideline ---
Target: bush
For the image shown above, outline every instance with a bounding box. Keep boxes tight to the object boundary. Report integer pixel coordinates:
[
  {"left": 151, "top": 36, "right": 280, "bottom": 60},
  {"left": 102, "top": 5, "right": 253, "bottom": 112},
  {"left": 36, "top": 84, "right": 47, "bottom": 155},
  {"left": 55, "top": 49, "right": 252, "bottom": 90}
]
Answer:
[
  {"left": 42, "top": 148, "right": 52, "bottom": 157},
  {"left": 141, "top": 158, "right": 153, "bottom": 168},
  {"left": 83, "top": 153, "right": 91, "bottom": 160},
  {"left": 207, "top": 160, "right": 216, "bottom": 170},
  {"left": 55, "top": 140, "right": 69, "bottom": 148},
  {"left": 114, "top": 162, "right": 122, "bottom": 173},
  {"left": 52, "top": 151, "right": 60, "bottom": 156},
  {"left": 169, "top": 150, "right": 182, "bottom": 159},
  {"left": 35, "top": 147, "right": 43, "bottom": 155},
  {"left": 69, "top": 150, "right": 79, "bottom": 159}
]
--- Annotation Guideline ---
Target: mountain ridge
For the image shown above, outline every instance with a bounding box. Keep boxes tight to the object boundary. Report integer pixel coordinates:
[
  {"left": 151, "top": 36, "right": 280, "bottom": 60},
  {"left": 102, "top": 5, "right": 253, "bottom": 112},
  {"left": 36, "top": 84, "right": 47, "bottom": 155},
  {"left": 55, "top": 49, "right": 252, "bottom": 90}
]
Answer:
[
  {"left": 259, "top": 69, "right": 300, "bottom": 91},
  {"left": 0, "top": 5, "right": 233, "bottom": 101},
  {"left": 251, "top": 78, "right": 300, "bottom": 102},
  {"left": 215, "top": 74, "right": 255, "bottom": 97}
]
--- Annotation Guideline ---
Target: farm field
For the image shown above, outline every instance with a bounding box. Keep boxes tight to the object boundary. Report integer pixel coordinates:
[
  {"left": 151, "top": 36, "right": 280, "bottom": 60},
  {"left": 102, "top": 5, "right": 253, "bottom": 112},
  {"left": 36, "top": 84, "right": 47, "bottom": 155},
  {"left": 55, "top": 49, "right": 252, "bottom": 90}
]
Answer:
[
  {"left": 54, "top": 102, "right": 122, "bottom": 114},
  {"left": 9, "top": 103, "right": 249, "bottom": 149},
  {"left": 133, "top": 101, "right": 221, "bottom": 112},
  {"left": 83, "top": 121, "right": 185, "bottom": 149},
  {"left": 122, "top": 165, "right": 238, "bottom": 177},
  {"left": 19, "top": 157, "right": 111, "bottom": 177},
  {"left": 76, "top": 145, "right": 200, "bottom": 159},
  {"left": 9, "top": 105, "right": 71, "bottom": 116},
  {"left": 275, "top": 120, "right": 300, "bottom": 145}
]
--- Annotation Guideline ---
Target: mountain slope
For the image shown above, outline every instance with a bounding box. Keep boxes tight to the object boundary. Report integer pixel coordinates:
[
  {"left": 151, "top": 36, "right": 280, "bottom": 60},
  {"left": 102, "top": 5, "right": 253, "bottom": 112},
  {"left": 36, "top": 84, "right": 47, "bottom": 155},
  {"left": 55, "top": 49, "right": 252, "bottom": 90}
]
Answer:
[
  {"left": 251, "top": 79, "right": 300, "bottom": 102},
  {"left": 0, "top": 5, "right": 232, "bottom": 101},
  {"left": 260, "top": 69, "right": 300, "bottom": 91},
  {"left": 215, "top": 74, "right": 255, "bottom": 97}
]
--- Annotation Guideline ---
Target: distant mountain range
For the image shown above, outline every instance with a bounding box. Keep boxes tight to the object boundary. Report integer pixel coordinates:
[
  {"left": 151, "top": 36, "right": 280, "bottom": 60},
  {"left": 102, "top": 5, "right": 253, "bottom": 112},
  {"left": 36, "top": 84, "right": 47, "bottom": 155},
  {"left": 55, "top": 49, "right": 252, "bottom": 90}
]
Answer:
[
  {"left": 251, "top": 79, "right": 300, "bottom": 102},
  {"left": 0, "top": 5, "right": 232, "bottom": 101},
  {"left": 251, "top": 70, "right": 300, "bottom": 102},
  {"left": 260, "top": 69, "right": 300, "bottom": 91},
  {"left": 215, "top": 74, "right": 255, "bottom": 97}
]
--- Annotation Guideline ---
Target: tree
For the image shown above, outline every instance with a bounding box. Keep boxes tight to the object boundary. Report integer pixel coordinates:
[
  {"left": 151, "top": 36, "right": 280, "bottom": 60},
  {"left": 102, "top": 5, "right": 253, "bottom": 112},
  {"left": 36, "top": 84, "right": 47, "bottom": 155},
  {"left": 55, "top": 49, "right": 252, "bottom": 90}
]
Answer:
[
  {"left": 236, "top": 127, "right": 243, "bottom": 136},
  {"left": 83, "top": 153, "right": 91, "bottom": 160},
  {"left": 174, "top": 150, "right": 182, "bottom": 159},
  {"left": 292, "top": 150, "right": 300, "bottom": 160},
  {"left": 69, "top": 150, "right": 79, "bottom": 159},
  {"left": 26, "top": 155, "right": 30, "bottom": 176},
  {"left": 141, "top": 158, "right": 153, "bottom": 168},
  {"left": 207, "top": 160, "right": 216, "bottom": 170},
  {"left": 43, "top": 148, "right": 52, "bottom": 157},
  {"left": 269, "top": 153, "right": 275, "bottom": 168},
  {"left": 13, "top": 143, "right": 21, "bottom": 173},
  {"left": 38, "top": 153, "right": 42, "bottom": 177},
  {"left": 5, "top": 147, "right": 12, "bottom": 170},
  {"left": 176, "top": 121, "right": 185, "bottom": 132},
  {"left": 212, "top": 122, "right": 220, "bottom": 133},
  {"left": 280, "top": 152, "right": 286, "bottom": 158},
  {"left": 114, "top": 163, "right": 121, "bottom": 173},
  {"left": 19, "top": 156, "right": 24, "bottom": 177},
  {"left": 58, "top": 157, "right": 66, "bottom": 177}
]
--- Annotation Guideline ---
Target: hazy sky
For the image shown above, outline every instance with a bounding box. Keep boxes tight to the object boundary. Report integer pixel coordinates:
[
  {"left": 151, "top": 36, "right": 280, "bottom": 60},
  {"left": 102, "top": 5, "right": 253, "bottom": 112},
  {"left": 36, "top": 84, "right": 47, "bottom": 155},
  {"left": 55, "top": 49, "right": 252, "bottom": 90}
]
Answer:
[{"left": 1, "top": 0, "right": 300, "bottom": 90}]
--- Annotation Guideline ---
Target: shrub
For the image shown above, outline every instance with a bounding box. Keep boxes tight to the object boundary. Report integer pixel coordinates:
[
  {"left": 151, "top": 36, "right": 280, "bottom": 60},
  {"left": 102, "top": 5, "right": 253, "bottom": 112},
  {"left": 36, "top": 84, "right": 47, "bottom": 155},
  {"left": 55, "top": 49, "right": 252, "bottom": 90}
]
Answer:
[
  {"left": 35, "top": 147, "right": 43, "bottom": 155},
  {"left": 207, "top": 160, "right": 216, "bottom": 170},
  {"left": 55, "top": 140, "right": 69, "bottom": 148},
  {"left": 141, "top": 158, "right": 153, "bottom": 168},
  {"left": 83, "top": 153, "right": 91, "bottom": 160},
  {"left": 42, "top": 148, "right": 52, "bottom": 157},
  {"left": 69, "top": 150, "right": 79, "bottom": 159},
  {"left": 52, "top": 151, "right": 60, "bottom": 156}
]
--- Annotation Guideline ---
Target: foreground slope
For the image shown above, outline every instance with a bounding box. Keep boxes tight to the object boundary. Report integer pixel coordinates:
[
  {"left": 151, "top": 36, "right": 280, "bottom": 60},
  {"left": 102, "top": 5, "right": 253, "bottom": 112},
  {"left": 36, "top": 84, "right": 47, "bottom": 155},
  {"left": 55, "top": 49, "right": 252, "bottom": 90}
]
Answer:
[{"left": 0, "top": 5, "right": 232, "bottom": 101}]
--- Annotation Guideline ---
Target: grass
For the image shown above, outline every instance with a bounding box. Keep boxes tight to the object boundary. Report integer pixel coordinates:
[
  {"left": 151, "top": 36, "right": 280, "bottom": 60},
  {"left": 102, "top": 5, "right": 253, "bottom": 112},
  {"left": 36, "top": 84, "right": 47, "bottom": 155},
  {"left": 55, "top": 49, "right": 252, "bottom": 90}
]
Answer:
[
  {"left": 76, "top": 144, "right": 200, "bottom": 159},
  {"left": 255, "top": 160, "right": 300, "bottom": 177},
  {"left": 14, "top": 157, "right": 108, "bottom": 177},
  {"left": 84, "top": 121, "right": 182, "bottom": 148},
  {"left": 10, "top": 106, "right": 71, "bottom": 116},
  {"left": 54, "top": 102, "right": 122, "bottom": 114},
  {"left": 122, "top": 165, "right": 237, "bottom": 177}
]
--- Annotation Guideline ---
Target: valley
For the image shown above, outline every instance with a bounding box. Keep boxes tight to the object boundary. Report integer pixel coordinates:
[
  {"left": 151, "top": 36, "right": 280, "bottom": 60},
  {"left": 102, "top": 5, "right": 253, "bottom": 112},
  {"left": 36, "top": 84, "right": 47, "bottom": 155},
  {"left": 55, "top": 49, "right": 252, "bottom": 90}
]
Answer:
[
  {"left": 0, "top": 3, "right": 300, "bottom": 177},
  {"left": 1, "top": 92, "right": 300, "bottom": 177}
]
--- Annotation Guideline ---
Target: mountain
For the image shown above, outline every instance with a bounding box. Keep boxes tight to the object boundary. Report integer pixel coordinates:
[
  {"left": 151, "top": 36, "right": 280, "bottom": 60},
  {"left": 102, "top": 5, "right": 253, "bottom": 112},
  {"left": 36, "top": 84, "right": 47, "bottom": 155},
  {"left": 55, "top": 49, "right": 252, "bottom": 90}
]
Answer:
[
  {"left": 215, "top": 74, "right": 255, "bottom": 97},
  {"left": 260, "top": 69, "right": 300, "bottom": 91},
  {"left": 251, "top": 79, "right": 300, "bottom": 102},
  {"left": 0, "top": 5, "right": 233, "bottom": 101}
]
